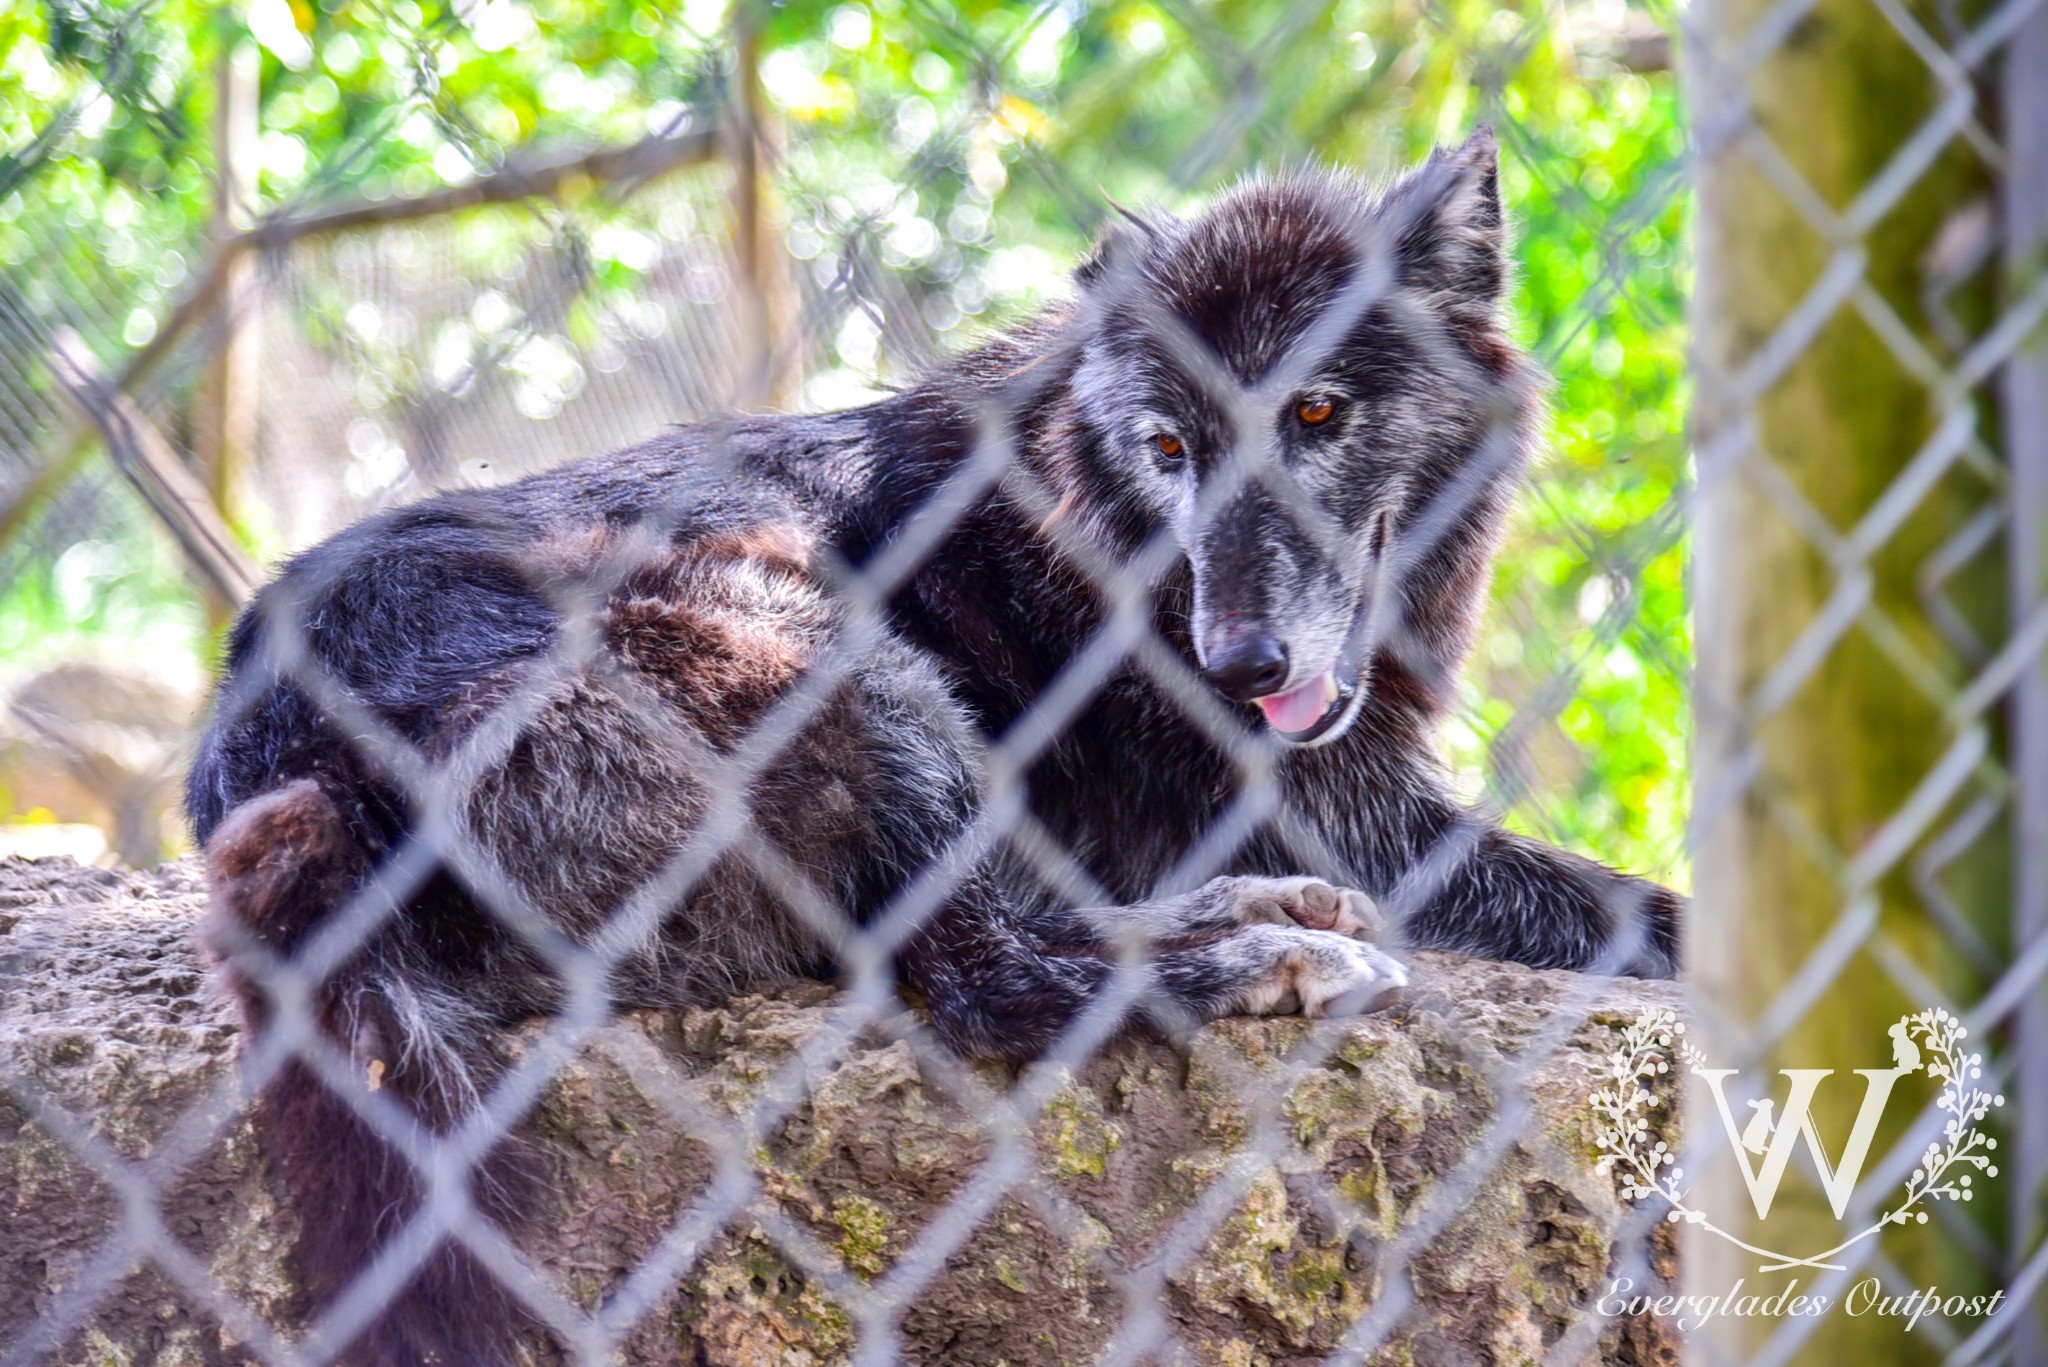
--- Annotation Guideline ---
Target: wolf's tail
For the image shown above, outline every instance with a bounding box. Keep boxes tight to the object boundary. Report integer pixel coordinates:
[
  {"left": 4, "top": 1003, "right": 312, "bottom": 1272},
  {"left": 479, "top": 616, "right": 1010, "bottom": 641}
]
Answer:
[{"left": 203, "top": 778, "right": 537, "bottom": 1367}]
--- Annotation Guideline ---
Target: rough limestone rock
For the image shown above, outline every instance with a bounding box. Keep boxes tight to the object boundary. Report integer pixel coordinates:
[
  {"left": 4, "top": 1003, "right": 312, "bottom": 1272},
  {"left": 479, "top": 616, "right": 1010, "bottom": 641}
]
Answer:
[{"left": 1, "top": 856, "right": 1684, "bottom": 1366}]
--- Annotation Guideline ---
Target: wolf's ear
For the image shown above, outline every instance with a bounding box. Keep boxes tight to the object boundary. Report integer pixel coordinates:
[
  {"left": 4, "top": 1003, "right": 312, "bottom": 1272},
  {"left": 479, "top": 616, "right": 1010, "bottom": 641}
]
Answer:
[
  {"left": 1075, "top": 203, "right": 1166, "bottom": 292},
  {"left": 1387, "top": 126, "right": 1507, "bottom": 305}
]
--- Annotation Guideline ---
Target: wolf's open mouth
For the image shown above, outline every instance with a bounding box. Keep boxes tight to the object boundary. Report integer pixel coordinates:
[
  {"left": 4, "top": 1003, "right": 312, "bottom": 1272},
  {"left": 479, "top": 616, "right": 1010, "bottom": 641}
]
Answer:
[
  {"left": 1250, "top": 589, "right": 1378, "bottom": 745},
  {"left": 1241, "top": 509, "right": 1398, "bottom": 748},
  {"left": 1256, "top": 666, "right": 1359, "bottom": 743}
]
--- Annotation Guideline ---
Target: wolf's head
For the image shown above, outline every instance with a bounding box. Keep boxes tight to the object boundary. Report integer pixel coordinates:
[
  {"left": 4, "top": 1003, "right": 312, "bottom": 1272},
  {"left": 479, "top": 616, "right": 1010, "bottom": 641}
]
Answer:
[{"left": 1064, "top": 130, "right": 1532, "bottom": 747}]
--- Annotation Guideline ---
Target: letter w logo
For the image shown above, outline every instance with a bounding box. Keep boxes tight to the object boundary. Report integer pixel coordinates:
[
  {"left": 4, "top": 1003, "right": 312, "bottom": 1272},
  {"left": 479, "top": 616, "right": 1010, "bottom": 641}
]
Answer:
[{"left": 1695, "top": 1068, "right": 1909, "bottom": 1220}]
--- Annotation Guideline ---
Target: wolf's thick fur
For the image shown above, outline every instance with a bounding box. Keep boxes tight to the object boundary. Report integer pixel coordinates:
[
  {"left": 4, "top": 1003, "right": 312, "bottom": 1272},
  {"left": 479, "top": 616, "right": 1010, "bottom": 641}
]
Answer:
[{"left": 189, "top": 132, "right": 1679, "bottom": 1364}]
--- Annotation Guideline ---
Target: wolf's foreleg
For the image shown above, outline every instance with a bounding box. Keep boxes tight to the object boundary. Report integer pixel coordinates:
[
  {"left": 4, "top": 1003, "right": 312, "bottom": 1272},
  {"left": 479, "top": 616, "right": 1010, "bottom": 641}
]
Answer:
[
  {"left": 898, "top": 873, "right": 1405, "bottom": 1063},
  {"left": 1389, "top": 814, "right": 1681, "bottom": 978},
  {"left": 1081, "top": 874, "right": 1384, "bottom": 942}
]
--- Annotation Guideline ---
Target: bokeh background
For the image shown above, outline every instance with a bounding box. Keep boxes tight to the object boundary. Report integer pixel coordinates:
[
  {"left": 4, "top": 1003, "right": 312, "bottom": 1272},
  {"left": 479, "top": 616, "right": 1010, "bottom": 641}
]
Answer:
[{"left": 0, "top": 0, "right": 1690, "bottom": 879}]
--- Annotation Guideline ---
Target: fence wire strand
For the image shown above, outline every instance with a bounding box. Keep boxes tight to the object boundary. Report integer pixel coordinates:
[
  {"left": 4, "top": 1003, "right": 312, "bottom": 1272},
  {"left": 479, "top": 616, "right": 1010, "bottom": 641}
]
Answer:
[{"left": 2, "top": 0, "right": 2044, "bottom": 1363}]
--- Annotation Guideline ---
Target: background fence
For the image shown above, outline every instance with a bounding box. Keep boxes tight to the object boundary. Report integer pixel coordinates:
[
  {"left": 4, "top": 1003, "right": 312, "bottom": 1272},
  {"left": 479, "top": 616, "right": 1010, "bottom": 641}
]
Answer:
[{"left": 0, "top": 0, "right": 2042, "bottom": 1363}]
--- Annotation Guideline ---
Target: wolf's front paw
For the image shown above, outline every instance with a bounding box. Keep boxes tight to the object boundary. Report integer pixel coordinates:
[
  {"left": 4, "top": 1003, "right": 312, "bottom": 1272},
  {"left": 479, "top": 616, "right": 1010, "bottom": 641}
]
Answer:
[
  {"left": 1294, "top": 934, "right": 1408, "bottom": 1016},
  {"left": 1233, "top": 925, "right": 1407, "bottom": 1018},
  {"left": 1230, "top": 876, "right": 1385, "bottom": 942}
]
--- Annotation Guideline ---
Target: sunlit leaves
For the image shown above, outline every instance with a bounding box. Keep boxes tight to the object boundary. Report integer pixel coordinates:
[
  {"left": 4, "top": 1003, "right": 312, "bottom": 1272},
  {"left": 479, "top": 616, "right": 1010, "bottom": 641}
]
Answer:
[{"left": 3, "top": 0, "right": 1695, "bottom": 879}]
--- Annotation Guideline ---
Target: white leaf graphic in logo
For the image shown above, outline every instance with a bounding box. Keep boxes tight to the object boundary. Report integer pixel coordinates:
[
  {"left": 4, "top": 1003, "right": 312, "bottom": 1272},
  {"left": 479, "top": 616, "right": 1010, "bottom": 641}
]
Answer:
[{"left": 1592, "top": 1008, "right": 2003, "bottom": 1272}]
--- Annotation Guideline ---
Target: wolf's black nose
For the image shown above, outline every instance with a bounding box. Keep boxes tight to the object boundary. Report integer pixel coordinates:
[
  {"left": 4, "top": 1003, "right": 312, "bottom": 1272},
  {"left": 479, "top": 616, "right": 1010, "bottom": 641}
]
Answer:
[{"left": 1204, "top": 635, "right": 1290, "bottom": 702}]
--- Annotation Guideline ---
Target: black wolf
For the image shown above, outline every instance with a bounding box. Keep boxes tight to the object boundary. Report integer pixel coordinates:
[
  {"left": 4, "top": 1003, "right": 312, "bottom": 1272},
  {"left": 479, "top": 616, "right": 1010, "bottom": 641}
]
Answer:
[{"left": 188, "top": 130, "right": 1679, "bottom": 1365}]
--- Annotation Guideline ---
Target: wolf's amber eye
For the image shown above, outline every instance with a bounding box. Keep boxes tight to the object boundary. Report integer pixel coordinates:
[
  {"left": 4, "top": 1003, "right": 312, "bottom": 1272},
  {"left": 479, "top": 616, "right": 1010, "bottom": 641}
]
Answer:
[
  {"left": 1153, "top": 433, "right": 1185, "bottom": 462},
  {"left": 1296, "top": 397, "right": 1336, "bottom": 426}
]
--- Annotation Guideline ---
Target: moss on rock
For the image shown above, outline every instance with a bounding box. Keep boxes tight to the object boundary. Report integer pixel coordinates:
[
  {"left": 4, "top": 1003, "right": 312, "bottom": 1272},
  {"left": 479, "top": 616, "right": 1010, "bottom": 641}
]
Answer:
[{"left": 2, "top": 856, "right": 1685, "bottom": 1366}]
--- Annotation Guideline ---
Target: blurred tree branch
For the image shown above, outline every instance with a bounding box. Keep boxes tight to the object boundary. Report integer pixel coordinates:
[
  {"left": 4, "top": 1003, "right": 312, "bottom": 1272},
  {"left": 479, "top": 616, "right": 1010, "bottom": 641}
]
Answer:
[
  {"left": 47, "top": 328, "right": 260, "bottom": 609},
  {"left": 0, "top": 120, "right": 723, "bottom": 563},
  {"left": 241, "top": 121, "right": 720, "bottom": 247}
]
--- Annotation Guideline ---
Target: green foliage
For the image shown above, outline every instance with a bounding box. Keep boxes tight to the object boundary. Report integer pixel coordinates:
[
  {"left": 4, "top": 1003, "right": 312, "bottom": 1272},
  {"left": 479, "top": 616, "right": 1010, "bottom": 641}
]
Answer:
[
  {"left": 0, "top": 495, "right": 207, "bottom": 681},
  {"left": 0, "top": 0, "right": 1691, "bottom": 881},
  {"left": 747, "top": 0, "right": 1694, "bottom": 879}
]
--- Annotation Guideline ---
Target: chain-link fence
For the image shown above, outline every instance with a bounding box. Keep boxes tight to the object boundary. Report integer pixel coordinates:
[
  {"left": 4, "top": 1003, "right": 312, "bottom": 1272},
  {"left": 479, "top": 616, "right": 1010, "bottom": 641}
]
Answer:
[{"left": 0, "top": 0, "right": 2042, "bottom": 1362}]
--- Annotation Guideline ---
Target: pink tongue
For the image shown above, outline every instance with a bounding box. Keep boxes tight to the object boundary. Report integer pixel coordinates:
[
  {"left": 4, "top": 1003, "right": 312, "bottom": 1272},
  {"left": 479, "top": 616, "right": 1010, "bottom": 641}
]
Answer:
[{"left": 1256, "top": 671, "right": 1337, "bottom": 734}]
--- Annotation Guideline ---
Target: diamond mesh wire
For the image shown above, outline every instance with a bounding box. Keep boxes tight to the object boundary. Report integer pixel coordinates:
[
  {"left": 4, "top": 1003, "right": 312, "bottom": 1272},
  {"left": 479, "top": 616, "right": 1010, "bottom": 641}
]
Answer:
[{"left": 0, "top": 0, "right": 2043, "bottom": 1364}]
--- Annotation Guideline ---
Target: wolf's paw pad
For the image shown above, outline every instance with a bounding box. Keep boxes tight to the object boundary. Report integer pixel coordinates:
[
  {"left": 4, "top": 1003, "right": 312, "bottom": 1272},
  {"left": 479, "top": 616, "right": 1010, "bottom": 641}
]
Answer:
[{"left": 1236, "top": 876, "right": 1384, "bottom": 942}]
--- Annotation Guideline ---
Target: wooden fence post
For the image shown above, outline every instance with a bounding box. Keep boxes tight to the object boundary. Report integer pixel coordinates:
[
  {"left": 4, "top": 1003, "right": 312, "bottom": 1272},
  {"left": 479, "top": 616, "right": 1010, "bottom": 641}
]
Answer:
[
  {"left": 190, "top": 30, "right": 260, "bottom": 625},
  {"left": 1686, "top": 0, "right": 2007, "bottom": 1354},
  {"left": 2001, "top": 4, "right": 2048, "bottom": 1359},
  {"left": 727, "top": 5, "right": 799, "bottom": 412}
]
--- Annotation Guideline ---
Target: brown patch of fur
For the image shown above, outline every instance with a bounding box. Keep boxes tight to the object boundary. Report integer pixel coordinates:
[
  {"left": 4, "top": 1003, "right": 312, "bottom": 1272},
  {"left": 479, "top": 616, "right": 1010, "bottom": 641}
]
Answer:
[
  {"left": 1453, "top": 318, "right": 1522, "bottom": 379},
  {"left": 606, "top": 593, "right": 809, "bottom": 745},
  {"left": 203, "top": 779, "right": 365, "bottom": 956},
  {"left": 520, "top": 521, "right": 815, "bottom": 618},
  {"left": 603, "top": 526, "right": 821, "bottom": 746},
  {"left": 522, "top": 522, "right": 619, "bottom": 585},
  {"left": 1027, "top": 399, "right": 1100, "bottom": 551},
  {"left": 203, "top": 788, "right": 544, "bottom": 1367},
  {"left": 432, "top": 521, "right": 827, "bottom": 762},
  {"left": 1036, "top": 488, "right": 1079, "bottom": 536},
  {"left": 686, "top": 522, "right": 814, "bottom": 577},
  {"left": 206, "top": 779, "right": 349, "bottom": 879}
]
